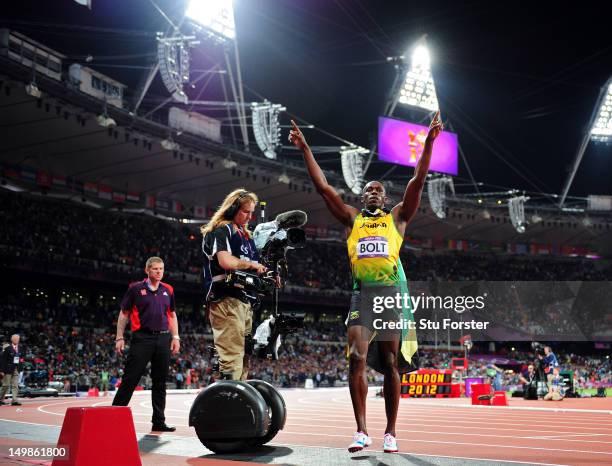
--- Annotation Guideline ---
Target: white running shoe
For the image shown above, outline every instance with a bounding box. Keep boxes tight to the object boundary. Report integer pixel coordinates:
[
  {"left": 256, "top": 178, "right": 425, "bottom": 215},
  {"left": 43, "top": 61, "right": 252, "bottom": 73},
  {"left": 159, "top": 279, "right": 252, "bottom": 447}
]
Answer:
[
  {"left": 348, "top": 431, "right": 372, "bottom": 453},
  {"left": 383, "top": 433, "right": 398, "bottom": 453}
]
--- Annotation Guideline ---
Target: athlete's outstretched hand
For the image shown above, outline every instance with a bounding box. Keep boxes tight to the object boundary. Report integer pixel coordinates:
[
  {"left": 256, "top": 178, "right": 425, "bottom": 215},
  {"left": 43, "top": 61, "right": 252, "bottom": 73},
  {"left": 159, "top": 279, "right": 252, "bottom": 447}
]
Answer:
[
  {"left": 427, "top": 111, "right": 444, "bottom": 142},
  {"left": 289, "top": 120, "right": 308, "bottom": 150}
]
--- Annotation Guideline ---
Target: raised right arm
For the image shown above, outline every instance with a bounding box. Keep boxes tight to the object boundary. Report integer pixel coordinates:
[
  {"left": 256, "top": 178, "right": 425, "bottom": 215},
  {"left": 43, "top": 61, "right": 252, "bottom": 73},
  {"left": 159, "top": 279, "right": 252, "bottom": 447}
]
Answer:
[{"left": 289, "top": 120, "right": 358, "bottom": 227}]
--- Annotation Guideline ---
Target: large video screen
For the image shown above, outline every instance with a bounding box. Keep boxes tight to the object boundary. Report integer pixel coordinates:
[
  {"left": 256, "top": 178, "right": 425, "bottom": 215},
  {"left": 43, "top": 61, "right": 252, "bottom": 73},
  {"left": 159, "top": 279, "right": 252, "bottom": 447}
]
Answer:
[{"left": 378, "top": 116, "right": 458, "bottom": 176}]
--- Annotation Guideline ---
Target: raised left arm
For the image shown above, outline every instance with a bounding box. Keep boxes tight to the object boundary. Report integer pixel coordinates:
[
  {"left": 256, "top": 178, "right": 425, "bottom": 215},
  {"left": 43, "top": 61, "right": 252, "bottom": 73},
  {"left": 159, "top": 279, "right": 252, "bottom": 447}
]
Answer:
[{"left": 393, "top": 111, "right": 443, "bottom": 224}]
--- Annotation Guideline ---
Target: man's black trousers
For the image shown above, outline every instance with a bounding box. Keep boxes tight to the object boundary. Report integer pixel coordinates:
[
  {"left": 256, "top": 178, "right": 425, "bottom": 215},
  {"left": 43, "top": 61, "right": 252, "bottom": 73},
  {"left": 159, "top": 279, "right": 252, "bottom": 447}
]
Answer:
[{"left": 112, "top": 332, "right": 171, "bottom": 426}]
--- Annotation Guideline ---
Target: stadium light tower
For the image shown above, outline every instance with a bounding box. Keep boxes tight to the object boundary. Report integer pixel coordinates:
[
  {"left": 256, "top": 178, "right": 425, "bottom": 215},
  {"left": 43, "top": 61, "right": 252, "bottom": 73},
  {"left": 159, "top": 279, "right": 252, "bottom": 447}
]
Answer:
[
  {"left": 186, "top": 0, "right": 236, "bottom": 42},
  {"left": 559, "top": 77, "right": 612, "bottom": 207},
  {"left": 363, "top": 36, "right": 440, "bottom": 176},
  {"left": 186, "top": 0, "right": 249, "bottom": 149},
  {"left": 397, "top": 39, "right": 439, "bottom": 112},
  {"left": 591, "top": 79, "right": 612, "bottom": 142}
]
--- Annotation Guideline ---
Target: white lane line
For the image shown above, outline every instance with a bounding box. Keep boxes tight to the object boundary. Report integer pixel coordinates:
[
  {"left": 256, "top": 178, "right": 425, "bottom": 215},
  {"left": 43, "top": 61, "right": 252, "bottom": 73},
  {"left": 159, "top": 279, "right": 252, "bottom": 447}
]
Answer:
[
  {"left": 295, "top": 389, "right": 612, "bottom": 414},
  {"left": 289, "top": 404, "right": 612, "bottom": 423},
  {"left": 91, "top": 401, "right": 111, "bottom": 407},
  {"left": 282, "top": 421, "right": 612, "bottom": 444},
  {"left": 137, "top": 400, "right": 188, "bottom": 413},
  {"left": 288, "top": 401, "right": 612, "bottom": 422},
  {"left": 0, "top": 418, "right": 62, "bottom": 428},
  {"left": 283, "top": 411, "right": 612, "bottom": 431},
  {"left": 37, "top": 399, "right": 98, "bottom": 416},
  {"left": 35, "top": 399, "right": 189, "bottom": 420},
  {"left": 525, "top": 433, "right": 609, "bottom": 440},
  {"left": 0, "top": 416, "right": 188, "bottom": 432},
  {"left": 299, "top": 396, "right": 612, "bottom": 417},
  {"left": 127, "top": 412, "right": 188, "bottom": 420}
]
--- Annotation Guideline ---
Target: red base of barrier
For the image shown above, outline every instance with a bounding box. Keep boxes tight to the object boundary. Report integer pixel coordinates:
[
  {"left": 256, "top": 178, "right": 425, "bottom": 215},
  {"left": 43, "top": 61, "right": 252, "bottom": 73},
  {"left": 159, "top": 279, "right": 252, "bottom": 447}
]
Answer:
[
  {"left": 471, "top": 383, "right": 492, "bottom": 405},
  {"left": 492, "top": 390, "right": 508, "bottom": 406},
  {"left": 51, "top": 406, "right": 141, "bottom": 466}
]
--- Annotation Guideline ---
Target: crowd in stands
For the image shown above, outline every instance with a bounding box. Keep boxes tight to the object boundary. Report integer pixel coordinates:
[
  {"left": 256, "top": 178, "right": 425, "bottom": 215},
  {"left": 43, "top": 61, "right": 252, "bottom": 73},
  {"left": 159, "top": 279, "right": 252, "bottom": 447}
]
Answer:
[
  {"left": 0, "top": 191, "right": 202, "bottom": 284},
  {"left": 2, "top": 191, "right": 611, "bottom": 294},
  {"left": 2, "top": 295, "right": 611, "bottom": 393}
]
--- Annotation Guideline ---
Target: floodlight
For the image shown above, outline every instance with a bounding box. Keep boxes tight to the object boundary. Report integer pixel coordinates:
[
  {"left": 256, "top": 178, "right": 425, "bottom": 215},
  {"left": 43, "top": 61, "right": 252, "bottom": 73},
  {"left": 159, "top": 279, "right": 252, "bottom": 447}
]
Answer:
[
  {"left": 186, "top": 0, "right": 235, "bottom": 41},
  {"left": 161, "top": 137, "right": 180, "bottom": 151},
  {"left": 252, "top": 102, "right": 285, "bottom": 159},
  {"left": 398, "top": 42, "right": 439, "bottom": 111},
  {"left": 412, "top": 45, "right": 430, "bottom": 67},
  {"left": 340, "top": 145, "right": 369, "bottom": 195},
  {"left": 25, "top": 82, "right": 42, "bottom": 99},
  {"left": 278, "top": 173, "right": 291, "bottom": 185},
  {"left": 222, "top": 157, "right": 237, "bottom": 169},
  {"left": 97, "top": 113, "right": 116, "bottom": 128},
  {"left": 508, "top": 196, "right": 529, "bottom": 233},
  {"left": 590, "top": 81, "right": 612, "bottom": 142},
  {"left": 427, "top": 177, "right": 453, "bottom": 219}
]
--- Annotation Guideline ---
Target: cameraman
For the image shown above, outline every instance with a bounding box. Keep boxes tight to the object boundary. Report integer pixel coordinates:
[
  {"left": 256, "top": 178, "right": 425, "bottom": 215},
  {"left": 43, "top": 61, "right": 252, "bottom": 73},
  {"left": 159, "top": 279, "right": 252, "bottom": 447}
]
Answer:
[
  {"left": 201, "top": 189, "right": 266, "bottom": 381},
  {"left": 518, "top": 364, "right": 537, "bottom": 399},
  {"left": 538, "top": 346, "right": 559, "bottom": 389}
]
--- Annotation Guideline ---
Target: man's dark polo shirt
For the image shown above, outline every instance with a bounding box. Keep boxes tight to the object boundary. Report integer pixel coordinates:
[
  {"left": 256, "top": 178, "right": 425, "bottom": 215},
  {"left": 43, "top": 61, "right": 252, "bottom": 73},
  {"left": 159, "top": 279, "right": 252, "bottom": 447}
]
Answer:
[{"left": 120, "top": 279, "right": 175, "bottom": 332}]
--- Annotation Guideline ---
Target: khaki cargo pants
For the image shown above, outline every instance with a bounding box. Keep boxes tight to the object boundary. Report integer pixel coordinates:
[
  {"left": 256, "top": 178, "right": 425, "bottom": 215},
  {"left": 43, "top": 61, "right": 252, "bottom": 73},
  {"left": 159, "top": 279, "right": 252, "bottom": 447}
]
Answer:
[
  {"left": 209, "top": 296, "right": 253, "bottom": 381},
  {"left": 0, "top": 369, "right": 20, "bottom": 403}
]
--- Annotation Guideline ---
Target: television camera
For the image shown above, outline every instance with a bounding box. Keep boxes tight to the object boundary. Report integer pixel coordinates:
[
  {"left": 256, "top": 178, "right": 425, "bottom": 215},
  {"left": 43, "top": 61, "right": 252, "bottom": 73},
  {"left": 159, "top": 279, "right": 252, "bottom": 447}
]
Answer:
[{"left": 222, "top": 209, "right": 308, "bottom": 359}]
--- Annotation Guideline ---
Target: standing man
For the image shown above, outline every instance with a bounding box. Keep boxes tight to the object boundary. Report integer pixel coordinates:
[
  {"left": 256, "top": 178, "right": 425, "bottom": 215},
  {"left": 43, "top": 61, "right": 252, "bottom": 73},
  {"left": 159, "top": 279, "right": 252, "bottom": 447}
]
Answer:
[
  {"left": 290, "top": 113, "right": 443, "bottom": 453},
  {"left": 0, "top": 334, "right": 23, "bottom": 406},
  {"left": 112, "top": 256, "right": 180, "bottom": 432},
  {"left": 519, "top": 364, "right": 537, "bottom": 399},
  {"left": 201, "top": 189, "right": 267, "bottom": 381},
  {"left": 539, "top": 346, "right": 559, "bottom": 390}
]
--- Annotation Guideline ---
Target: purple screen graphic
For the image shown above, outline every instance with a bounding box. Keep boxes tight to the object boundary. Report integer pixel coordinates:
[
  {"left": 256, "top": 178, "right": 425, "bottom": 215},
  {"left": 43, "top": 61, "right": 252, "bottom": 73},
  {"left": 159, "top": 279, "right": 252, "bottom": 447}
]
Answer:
[{"left": 378, "top": 116, "right": 458, "bottom": 176}]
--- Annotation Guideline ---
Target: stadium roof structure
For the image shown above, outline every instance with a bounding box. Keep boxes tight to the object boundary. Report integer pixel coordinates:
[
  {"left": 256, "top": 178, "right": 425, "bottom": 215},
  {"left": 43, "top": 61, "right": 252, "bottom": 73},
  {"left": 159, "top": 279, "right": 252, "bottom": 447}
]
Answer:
[{"left": 1, "top": 66, "right": 611, "bottom": 255}]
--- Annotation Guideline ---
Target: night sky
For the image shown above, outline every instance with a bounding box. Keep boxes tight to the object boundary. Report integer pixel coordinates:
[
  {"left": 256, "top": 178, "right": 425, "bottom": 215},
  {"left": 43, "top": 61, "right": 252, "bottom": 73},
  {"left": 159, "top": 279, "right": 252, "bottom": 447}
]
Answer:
[{"left": 2, "top": 0, "right": 610, "bottom": 201}]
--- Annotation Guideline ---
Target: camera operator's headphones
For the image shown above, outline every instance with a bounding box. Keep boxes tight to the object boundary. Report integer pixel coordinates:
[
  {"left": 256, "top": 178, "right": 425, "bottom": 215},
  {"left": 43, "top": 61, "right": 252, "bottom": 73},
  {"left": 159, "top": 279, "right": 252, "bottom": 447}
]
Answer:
[{"left": 224, "top": 190, "right": 252, "bottom": 220}]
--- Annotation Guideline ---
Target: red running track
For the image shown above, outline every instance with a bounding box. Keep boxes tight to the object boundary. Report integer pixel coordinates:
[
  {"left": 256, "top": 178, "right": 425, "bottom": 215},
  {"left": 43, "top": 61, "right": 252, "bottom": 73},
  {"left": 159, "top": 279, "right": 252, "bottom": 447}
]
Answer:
[{"left": 1, "top": 388, "right": 611, "bottom": 465}]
